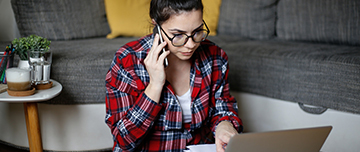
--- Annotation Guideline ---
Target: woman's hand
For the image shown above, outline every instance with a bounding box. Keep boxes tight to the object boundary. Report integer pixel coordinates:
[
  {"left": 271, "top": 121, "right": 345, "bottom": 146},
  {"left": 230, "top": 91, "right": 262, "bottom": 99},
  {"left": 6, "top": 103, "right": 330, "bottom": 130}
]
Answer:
[
  {"left": 144, "top": 34, "right": 170, "bottom": 103},
  {"left": 215, "top": 121, "right": 238, "bottom": 152}
]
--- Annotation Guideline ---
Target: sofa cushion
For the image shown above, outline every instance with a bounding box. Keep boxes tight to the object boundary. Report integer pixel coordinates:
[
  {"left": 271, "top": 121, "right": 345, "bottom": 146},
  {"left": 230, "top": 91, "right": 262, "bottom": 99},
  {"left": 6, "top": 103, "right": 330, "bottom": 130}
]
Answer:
[
  {"left": 46, "top": 37, "right": 138, "bottom": 104},
  {"left": 277, "top": 0, "right": 360, "bottom": 46},
  {"left": 209, "top": 36, "right": 360, "bottom": 114},
  {"left": 11, "top": 0, "right": 110, "bottom": 40},
  {"left": 217, "top": 0, "right": 277, "bottom": 39},
  {"left": 203, "top": 0, "right": 222, "bottom": 36},
  {"left": 105, "top": 0, "right": 152, "bottom": 38}
]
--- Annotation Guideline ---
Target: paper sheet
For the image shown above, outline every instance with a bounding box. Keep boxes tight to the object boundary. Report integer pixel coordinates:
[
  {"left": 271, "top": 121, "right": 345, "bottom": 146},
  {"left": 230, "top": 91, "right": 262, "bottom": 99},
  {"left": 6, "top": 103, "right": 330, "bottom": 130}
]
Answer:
[{"left": 184, "top": 144, "right": 217, "bottom": 152}]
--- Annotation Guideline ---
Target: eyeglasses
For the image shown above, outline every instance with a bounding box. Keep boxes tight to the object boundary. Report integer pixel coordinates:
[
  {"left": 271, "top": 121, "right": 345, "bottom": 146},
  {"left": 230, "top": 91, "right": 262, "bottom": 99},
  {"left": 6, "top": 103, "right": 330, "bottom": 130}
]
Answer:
[{"left": 158, "top": 20, "right": 210, "bottom": 47}]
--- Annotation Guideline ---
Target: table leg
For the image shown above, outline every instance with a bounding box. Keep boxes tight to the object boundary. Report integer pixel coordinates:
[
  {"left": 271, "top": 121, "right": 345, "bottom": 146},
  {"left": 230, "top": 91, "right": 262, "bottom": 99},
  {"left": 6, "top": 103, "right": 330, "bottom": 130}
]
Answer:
[{"left": 24, "top": 102, "right": 43, "bottom": 152}]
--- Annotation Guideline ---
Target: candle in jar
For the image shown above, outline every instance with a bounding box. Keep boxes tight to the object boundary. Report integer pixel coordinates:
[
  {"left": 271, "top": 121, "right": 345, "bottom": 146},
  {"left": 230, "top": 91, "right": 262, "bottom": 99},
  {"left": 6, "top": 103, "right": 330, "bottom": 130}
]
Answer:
[{"left": 6, "top": 68, "right": 31, "bottom": 91}]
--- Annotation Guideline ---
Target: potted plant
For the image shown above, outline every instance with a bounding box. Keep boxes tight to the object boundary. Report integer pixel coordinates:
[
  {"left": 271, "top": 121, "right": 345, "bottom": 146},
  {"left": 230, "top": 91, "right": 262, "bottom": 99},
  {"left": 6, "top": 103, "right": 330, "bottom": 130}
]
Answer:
[{"left": 11, "top": 35, "right": 51, "bottom": 69}]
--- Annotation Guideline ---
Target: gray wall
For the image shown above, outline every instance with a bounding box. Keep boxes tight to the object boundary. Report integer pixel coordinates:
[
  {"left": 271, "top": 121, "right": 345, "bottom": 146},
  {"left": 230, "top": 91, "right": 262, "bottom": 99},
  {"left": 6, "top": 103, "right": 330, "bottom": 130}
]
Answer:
[{"left": 0, "top": 0, "right": 20, "bottom": 41}]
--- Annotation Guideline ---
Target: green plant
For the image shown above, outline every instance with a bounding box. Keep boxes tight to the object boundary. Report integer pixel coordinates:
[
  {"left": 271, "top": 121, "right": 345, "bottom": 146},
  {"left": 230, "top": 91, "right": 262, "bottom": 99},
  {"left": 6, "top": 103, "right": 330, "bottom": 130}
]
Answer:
[{"left": 11, "top": 35, "right": 51, "bottom": 60}]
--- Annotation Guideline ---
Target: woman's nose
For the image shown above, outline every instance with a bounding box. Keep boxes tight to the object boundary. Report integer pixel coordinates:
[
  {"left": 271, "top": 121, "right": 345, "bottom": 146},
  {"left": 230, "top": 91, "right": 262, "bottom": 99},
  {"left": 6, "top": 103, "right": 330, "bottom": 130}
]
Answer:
[{"left": 184, "top": 37, "right": 197, "bottom": 48}]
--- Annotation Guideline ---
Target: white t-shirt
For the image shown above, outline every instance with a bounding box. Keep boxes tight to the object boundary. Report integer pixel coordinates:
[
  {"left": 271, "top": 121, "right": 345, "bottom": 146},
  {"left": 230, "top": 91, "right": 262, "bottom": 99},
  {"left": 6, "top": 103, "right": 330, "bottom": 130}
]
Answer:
[{"left": 176, "top": 89, "right": 192, "bottom": 123}]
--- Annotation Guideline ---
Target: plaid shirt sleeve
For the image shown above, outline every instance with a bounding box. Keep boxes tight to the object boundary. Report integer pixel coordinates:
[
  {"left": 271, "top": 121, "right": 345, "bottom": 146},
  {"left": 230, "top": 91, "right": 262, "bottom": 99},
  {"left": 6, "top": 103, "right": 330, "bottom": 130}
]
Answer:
[
  {"left": 196, "top": 40, "right": 243, "bottom": 134},
  {"left": 105, "top": 36, "right": 163, "bottom": 151}
]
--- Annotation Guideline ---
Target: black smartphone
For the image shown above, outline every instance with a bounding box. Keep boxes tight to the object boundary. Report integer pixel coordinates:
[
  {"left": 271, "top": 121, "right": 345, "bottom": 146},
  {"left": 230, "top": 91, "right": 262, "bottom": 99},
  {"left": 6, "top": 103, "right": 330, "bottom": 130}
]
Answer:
[{"left": 156, "top": 25, "right": 169, "bottom": 67}]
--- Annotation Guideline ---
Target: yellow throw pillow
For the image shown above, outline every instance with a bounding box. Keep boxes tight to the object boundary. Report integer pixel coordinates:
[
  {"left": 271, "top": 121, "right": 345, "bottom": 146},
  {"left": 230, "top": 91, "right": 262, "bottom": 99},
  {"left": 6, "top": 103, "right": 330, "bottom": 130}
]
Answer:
[
  {"left": 105, "top": 0, "right": 222, "bottom": 38},
  {"left": 203, "top": 0, "right": 222, "bottom": 36},
  {"left": 105, "top": 0, "right": 152, "bottom": 39}
]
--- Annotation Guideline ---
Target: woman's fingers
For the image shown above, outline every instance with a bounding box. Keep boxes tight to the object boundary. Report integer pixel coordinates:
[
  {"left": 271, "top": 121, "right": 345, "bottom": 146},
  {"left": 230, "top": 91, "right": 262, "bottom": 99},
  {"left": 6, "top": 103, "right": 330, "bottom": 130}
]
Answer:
[
  {"left": 215, "top": 121, "right": 238, "bottom": 152},
  {"left": 143, "top": 34, "right": 169, "bottom": 88},
  {"left": 147, "top": 34, "right": 168, "bottom": 65},
  {"left": 215, "top": 140, "right": 226, "bottom": 152},
  {"left": 146, "top": 34, "right": 158, "bottom": 61},
  {"left": 158, "top": 48, "right": 170, "bottom": 64}
]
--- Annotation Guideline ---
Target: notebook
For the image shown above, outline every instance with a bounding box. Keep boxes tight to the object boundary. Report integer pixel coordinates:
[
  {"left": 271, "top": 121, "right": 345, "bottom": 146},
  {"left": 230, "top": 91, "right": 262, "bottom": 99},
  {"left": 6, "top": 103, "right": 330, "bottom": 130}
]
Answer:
[{"left": 225, "top": 126, "right": 332, "bottom": 152}]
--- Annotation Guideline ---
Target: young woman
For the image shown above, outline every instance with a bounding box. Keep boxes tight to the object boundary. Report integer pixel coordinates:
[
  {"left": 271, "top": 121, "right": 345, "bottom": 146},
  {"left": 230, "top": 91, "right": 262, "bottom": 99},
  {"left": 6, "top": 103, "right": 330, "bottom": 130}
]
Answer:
[{"left": 105, "top": 0, "right": 243, "bottom": 151}]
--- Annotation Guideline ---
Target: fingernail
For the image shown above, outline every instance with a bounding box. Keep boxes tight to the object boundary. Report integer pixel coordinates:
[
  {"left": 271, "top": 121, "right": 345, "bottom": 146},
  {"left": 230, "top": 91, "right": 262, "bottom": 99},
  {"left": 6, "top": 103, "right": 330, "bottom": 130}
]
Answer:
[{"left": 222, "top": 144, "right": 227, "bottom": 150}]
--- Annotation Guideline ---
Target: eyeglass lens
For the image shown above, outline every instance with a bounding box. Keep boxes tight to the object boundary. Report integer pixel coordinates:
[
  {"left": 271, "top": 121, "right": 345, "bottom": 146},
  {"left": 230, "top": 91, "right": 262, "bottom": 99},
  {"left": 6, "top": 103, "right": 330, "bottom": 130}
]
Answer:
[{"left": 172, "top": 30, "right": 208, "bottom": 46}]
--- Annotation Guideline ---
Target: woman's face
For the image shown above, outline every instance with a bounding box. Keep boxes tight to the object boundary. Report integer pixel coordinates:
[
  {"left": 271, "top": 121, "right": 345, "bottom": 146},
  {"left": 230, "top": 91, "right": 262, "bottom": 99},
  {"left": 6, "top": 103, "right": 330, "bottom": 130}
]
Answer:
[{"left": 160, "top": 9, "right": 203, "bottom": 61}]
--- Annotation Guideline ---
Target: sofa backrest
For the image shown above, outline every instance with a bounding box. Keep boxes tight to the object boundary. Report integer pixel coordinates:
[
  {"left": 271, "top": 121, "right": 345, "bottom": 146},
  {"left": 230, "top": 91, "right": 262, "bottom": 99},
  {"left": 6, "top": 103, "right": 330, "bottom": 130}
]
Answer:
[
  {"left": 8, "top": 0, "right": 360, "bottom": 45},
  {"left": 217, "top": 0, "right": 278, "bottom": 40},
  {"left": 11, "top": 0, "right": 110, "bottom": 40},
  {"left": 218, "top": 0, "right": 360, "bottom": 46},
  {"left": 277, "top": 0, "right": 360, "bottom": 46}
]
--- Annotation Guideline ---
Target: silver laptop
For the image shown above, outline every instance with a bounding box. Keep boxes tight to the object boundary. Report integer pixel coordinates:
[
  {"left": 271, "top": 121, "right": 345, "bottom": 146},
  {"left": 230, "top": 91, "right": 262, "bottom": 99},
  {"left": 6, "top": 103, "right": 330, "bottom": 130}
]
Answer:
[{"left": 225, "top": 126, "right": 332, "bottom": 152}]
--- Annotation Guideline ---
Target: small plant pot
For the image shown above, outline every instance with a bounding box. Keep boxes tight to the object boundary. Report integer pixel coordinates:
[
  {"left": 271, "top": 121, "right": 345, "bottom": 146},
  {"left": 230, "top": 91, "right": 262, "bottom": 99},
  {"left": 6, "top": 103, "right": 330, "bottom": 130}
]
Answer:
[{"left": 18, "top": 60, "right": 30, "bottom": 70}]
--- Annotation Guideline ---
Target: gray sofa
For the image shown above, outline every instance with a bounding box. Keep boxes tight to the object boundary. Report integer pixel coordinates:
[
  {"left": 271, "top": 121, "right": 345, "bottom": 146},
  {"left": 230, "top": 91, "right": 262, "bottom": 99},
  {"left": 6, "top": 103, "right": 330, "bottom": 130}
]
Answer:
[
  {"left": 1, "top": 0, "right": 360, "bottom": 151},
  {"left": 215, "top": 0, "right": 360, "bottom": 115},
  {"left": 4, "top": 0, "right": 360, "bottom": 113}
]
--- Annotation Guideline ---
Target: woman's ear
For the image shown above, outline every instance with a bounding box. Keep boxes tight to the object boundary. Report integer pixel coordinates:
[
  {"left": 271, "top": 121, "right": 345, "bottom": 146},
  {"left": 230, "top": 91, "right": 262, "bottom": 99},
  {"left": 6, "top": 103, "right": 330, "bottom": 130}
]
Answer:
[
  {"left": 151, "top": 19, "right": 157, "bottom": 26},
  {"left": 152, "top": 19, "right": 158, "bottom": 35}
]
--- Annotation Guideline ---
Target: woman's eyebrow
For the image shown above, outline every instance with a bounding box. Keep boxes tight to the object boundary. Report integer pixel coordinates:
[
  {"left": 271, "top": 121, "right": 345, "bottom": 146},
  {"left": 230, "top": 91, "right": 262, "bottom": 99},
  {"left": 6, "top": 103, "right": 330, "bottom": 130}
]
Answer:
[{"left": 169, "top": 23, "right": 204, "bottom": 33}]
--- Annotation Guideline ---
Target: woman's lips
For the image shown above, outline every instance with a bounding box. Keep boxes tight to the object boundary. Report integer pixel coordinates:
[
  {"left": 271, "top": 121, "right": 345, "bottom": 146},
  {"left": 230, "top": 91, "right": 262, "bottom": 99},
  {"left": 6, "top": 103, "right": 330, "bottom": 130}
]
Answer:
[{"left": 181, "top": 51, "right": 193, "bottom": 56}]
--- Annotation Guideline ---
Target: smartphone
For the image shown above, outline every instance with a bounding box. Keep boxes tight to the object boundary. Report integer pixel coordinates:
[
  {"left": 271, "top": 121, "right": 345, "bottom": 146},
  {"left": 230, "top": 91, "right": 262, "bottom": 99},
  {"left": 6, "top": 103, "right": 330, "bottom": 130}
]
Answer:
[{"left": 157, "top": 25, "right": 169, "bottom": 67}]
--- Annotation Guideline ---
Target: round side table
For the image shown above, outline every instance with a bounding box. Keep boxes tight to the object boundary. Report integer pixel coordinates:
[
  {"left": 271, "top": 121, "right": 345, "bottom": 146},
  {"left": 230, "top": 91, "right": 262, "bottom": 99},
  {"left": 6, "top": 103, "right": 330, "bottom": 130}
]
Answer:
[{"left": 0, "top": 80, "right": 62, "bottom": 152}]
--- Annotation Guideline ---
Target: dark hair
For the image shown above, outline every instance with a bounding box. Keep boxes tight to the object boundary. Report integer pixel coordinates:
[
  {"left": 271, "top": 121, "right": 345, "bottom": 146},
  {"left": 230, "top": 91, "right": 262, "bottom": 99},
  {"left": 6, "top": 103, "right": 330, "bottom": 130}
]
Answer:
[{"left": 150, "top": 0, "right": 203, "bottom": 25}]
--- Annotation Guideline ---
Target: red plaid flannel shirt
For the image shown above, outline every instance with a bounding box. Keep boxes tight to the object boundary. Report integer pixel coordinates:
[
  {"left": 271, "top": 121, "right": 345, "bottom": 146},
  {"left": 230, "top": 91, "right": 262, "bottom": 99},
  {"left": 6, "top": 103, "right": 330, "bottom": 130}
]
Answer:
[{"left": 105, "top": 34, "right": 243, "bottom": 152}]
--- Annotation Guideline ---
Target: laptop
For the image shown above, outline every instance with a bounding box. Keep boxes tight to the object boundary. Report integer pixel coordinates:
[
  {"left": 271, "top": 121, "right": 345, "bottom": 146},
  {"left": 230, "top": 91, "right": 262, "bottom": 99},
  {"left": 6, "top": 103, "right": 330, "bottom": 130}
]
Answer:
[{"left": 225, "top": 126, "right": 332, "bottom": 152}]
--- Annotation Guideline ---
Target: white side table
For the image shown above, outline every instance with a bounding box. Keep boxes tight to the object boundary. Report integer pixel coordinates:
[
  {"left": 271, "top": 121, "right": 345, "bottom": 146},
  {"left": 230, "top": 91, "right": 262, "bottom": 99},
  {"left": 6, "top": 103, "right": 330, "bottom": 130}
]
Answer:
[{"left": 0, "top": 80, "right": 62, "bottom": 152}]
